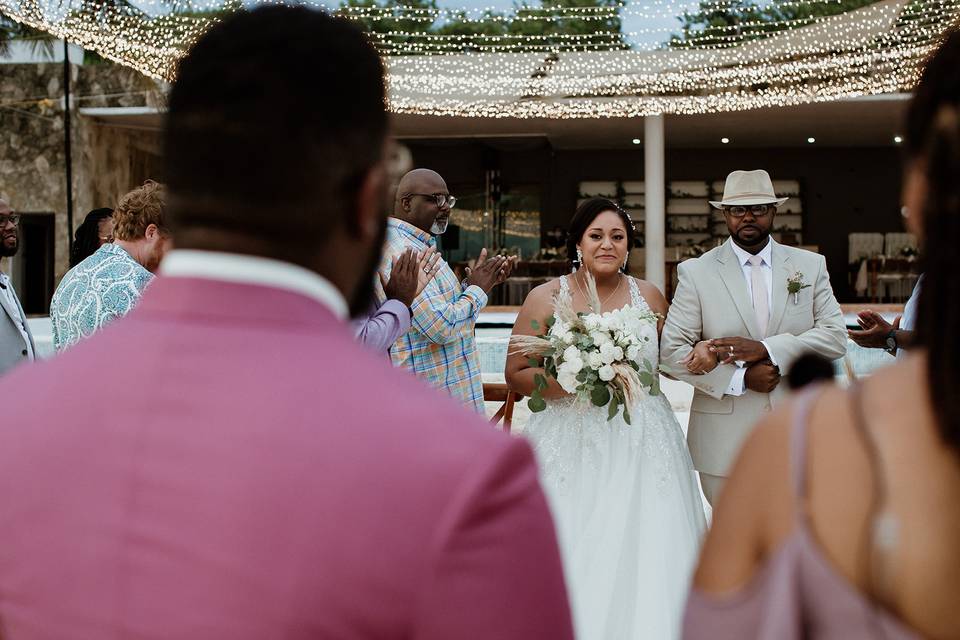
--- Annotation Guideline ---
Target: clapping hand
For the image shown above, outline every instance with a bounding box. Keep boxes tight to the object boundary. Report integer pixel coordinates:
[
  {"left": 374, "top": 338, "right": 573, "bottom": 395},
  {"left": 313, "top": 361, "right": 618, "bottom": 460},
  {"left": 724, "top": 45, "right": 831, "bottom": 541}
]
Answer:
[
  {"left": 681, "top": 340, "right": 718, "bottom": 375},
  {"left": 382, "top": 248, "right": 440, "bottom": 308},
  {"left": 465, "top": 249, "right": 515, "bottom": 294},
  {"left": 709, "top": 337, "right": 769, "bottom": 365},
  {"left": 415, "top": 247, "right": 443, "bottom": 298}
]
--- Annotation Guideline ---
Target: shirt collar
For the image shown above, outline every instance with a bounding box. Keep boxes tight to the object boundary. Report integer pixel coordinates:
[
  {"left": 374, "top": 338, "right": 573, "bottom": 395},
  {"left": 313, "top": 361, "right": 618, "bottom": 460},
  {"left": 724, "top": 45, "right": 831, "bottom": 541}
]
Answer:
[
  {"left": 388, "top": 217, "right": 436, "bottom": 247},
  {"left": 729, "top": 237, "right": 774, "bottom": 267},
  {"left": 100, "top": 242, "right": 139, "bottom": 262},
  {"left": 159, "top": 250, "right": 348, "bottom": 320}
]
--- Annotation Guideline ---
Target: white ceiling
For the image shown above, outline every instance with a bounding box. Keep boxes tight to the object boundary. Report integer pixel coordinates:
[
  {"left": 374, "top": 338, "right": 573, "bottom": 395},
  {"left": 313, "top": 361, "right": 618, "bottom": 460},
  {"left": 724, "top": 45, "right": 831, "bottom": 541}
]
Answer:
[
  {"left": 80, "top": 93, "right": 911, "bottom": 151},
  {"left": 392, "top": 93, "right": 911, "bottom": 149}
]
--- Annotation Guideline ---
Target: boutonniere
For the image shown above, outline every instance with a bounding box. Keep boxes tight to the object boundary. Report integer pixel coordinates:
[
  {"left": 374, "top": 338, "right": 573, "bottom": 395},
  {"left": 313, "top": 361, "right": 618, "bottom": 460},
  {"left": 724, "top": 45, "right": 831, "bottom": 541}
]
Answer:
[{"left": 787, "top": 272, "right": 811, "bottom": 304}]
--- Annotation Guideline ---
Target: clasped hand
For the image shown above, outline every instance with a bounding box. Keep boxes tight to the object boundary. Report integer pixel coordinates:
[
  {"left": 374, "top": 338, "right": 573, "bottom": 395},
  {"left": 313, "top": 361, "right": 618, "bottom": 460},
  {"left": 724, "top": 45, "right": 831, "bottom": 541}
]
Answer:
[{"left": 681, "top": 336, "right": 769, "bottom": 374}]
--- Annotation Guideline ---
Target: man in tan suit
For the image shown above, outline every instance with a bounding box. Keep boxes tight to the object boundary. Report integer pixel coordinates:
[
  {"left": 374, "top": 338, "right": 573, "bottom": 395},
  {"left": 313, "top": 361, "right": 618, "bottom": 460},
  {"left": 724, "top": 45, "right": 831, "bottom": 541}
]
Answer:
[{"left": 661, "top": 170, "right": 847, "bottom": 504}]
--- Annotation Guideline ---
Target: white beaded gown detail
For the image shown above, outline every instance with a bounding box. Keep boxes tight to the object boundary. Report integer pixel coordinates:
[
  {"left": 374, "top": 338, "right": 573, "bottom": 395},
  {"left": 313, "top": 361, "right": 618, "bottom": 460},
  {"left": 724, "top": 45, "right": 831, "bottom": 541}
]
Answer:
[{"left": 523, "top": 276, "right": 706, "bottom": 640}]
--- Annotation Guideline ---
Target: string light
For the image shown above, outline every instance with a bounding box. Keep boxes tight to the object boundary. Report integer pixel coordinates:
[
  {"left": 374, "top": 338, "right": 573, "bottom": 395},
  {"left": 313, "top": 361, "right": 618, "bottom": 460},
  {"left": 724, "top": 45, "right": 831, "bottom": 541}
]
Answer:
[{"left": 0, "top": 0, "right": 954, "bottom": 119}]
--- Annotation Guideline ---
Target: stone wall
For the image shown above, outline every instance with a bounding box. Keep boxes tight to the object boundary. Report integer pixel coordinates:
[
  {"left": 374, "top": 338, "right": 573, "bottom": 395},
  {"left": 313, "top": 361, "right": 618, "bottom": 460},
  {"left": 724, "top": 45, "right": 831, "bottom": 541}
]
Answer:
[{"left": 0, "top": 62, "right": 163, "bottom": 283}]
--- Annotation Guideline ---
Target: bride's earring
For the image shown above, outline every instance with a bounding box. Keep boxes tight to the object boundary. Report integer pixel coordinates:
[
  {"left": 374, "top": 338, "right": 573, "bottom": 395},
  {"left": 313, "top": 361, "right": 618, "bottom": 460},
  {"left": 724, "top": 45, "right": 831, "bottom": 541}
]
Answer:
[
  {"left": 576, "top": 247, "right": 583, "bottom": 270},
  {"left": 622, "top": 256, "right": 628, "bottom": 271}
]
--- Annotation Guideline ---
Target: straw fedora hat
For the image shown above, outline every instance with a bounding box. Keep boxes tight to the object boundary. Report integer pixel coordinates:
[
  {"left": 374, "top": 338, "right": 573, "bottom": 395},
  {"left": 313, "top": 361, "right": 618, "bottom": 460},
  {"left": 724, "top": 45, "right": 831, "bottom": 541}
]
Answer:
[{"left": 709, "top": 169, "right": 789, "bottom": 209}]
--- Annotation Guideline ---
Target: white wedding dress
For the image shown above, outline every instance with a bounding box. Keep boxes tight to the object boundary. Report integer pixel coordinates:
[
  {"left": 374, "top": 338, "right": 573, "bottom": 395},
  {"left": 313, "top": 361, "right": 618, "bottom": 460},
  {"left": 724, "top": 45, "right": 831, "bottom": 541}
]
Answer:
[{"left": 523, "top": 275, "right": 706, "bottom": 640}]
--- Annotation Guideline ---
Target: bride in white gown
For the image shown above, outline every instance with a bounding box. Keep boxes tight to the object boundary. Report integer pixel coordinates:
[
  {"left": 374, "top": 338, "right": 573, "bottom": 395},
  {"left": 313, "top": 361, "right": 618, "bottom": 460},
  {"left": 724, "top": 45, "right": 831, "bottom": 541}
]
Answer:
[{"left": 505, "top": 198, "right": 706, "bottom": 640}]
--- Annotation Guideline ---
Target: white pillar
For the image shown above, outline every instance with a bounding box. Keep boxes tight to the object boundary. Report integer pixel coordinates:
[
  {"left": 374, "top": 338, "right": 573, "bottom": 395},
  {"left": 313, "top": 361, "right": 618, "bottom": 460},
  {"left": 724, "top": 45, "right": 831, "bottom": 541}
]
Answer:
[{"left": 644, "top": 114, "right": 666, "bottom": 293}]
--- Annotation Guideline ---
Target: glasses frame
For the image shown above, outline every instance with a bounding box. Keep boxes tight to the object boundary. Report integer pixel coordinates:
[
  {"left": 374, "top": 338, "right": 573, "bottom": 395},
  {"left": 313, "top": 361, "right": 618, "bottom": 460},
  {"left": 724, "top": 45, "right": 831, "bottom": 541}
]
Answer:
[
  {"left": 0, "top": 213, "right": 21, "bottom": 227},
  {"left": 723, "top": 204, "right": 775, "bottom": 218},
  {"left": 406, "top": 193, "right": 456, "bottom": 209}
]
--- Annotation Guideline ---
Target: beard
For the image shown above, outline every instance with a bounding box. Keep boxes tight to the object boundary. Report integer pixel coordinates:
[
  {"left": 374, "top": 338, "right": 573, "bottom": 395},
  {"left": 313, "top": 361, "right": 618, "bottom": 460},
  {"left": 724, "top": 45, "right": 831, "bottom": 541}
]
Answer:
[
  {"left": 348, "top": 217, "right": 387, "bottom": 319},
  {"left": 732, "top": 224, "right": 770, "bottom": 248},
  {"left": 430, "top": 218, "right": 449, "bottom": 235},
  {"left": 0, "top": 234, "right": 18, "bottom": 258}
]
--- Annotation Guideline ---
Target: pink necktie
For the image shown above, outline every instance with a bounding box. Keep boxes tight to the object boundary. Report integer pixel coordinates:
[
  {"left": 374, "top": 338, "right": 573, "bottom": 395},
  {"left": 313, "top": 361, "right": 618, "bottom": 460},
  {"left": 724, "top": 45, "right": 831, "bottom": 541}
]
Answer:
[{"left": 748, "top": 255, "right": 769, "bottom": 337}]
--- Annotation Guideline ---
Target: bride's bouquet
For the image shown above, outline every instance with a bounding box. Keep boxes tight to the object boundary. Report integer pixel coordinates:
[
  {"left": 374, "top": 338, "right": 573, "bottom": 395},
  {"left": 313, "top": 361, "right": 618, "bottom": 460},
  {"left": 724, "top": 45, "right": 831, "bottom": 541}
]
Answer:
[{"left": 511, "top": 271, "right": 661, "bottom": 424}]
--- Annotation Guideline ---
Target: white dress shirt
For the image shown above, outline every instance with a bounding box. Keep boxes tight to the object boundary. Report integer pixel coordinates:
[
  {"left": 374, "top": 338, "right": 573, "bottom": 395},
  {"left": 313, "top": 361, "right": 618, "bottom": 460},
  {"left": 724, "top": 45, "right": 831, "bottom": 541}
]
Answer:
[
  {"left": 160, "top": 250, "right": 349, "bottom": 320},
  {"left": 725, "top": 239, "right": 778, "bottom": 396},
  {"left": 0, "top": 272, "right": 34, "bottom": 360}
]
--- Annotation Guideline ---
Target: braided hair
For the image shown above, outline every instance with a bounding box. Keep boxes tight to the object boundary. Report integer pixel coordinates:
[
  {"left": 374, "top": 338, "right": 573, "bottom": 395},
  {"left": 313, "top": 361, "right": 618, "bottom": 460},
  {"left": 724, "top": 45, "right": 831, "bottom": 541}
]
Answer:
[{"left": 70, "top": 208, "right": 113, "bottom": 267}]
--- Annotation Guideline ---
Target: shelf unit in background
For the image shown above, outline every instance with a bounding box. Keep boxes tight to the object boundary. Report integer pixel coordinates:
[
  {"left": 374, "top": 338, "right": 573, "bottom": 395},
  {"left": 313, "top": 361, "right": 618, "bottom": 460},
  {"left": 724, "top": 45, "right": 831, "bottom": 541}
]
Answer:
[{"left": 578, "top": 179, "right": 805, "bottom": 249}]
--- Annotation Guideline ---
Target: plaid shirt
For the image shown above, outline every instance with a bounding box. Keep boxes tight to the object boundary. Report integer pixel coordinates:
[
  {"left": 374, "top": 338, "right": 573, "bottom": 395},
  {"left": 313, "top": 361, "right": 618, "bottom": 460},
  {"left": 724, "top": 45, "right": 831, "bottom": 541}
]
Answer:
[{"left": 377, "top": 218, "right": 487, "bottom": 413}]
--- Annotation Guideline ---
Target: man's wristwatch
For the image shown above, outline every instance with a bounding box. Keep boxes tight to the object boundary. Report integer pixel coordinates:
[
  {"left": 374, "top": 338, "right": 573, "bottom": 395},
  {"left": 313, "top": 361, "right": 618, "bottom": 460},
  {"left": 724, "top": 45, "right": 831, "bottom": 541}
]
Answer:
[{"left": 885, "top": 329, "right": 899, "bottom": 355}]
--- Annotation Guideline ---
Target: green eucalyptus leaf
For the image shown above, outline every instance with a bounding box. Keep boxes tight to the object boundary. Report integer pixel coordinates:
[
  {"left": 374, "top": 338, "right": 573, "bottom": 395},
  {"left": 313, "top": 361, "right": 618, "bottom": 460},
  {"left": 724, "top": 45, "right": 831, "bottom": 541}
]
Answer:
[
  {"left": 576, "top": 370, "right": 588, "bottom": 383},
  {"left": 527, "top": 357, "right": 540, "bottom": 368},
  {"left": 546, "top": 316, "right": 556, "bottom": 328},
  {"left": 534, "top": 373, "right": 547, "bottom": 390},
  {"left": 528, "top": 394, "right": 547, "bottom": 412},
  {"left": 607, "top": 394, "right": 619, "bottom": 421},
  {"left": 650, "top": 377, "right": 661, "bottom": 396},
  {"left": 591, "top": 384, "right": 611, "bottom": 408},
  {"left": 622, "top": 406, "right": 632, "bottom": 425}
]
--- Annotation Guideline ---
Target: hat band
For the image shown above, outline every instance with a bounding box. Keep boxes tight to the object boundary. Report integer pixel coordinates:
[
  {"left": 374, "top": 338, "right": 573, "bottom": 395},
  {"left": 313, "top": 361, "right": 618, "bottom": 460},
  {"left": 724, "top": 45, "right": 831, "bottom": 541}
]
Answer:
[{"left": 723, "top": 192, "right": 779, "bottom": 202}]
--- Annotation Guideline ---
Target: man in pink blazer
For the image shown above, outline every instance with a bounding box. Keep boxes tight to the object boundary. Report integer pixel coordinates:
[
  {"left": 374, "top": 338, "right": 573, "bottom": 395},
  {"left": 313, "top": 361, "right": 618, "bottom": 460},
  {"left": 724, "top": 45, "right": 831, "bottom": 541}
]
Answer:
[{"left": 0, "top": 8, "right": 573, "bottom": 639}]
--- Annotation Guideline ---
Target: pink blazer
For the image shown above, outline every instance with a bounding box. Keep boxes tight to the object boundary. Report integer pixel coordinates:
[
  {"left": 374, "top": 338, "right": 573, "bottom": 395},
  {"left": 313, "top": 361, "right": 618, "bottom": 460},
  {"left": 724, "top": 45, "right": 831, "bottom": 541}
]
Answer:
[{"left": 0, "top": 276, "right": 572, "bottom": 639}]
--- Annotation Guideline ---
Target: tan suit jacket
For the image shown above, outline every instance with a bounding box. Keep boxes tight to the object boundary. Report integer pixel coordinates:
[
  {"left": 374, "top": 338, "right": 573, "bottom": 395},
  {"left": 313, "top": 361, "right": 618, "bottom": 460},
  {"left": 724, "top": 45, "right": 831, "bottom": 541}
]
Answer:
[{"left": 660, "top": 239, "right": 846, "bottom": 477}]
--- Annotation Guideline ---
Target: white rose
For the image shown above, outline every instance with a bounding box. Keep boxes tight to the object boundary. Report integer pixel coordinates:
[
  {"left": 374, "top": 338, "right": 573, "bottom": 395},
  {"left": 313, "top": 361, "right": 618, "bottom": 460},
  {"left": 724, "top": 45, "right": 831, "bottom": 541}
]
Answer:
[
  {"left": 587, "top": 350, "right": 604, "bottom": 370},
  {"left": 599, "top": 341, "right": 619, "bottom": 365},
  {"left": 612, "top": 346, "right": 624, "bottom": 361},
  {"left": 584, "top": 314, "right": 602, "bottom": 331},
  {"left": 591, "top": 330, "right": 611, "bottom": 346},
  {"left": 626, "top": 345, "right": 641, "bottom": 362},
  {"left": 563, "top": 345, "right": 582, "bottom": 363},
  {"left": 605, "top": 312, "right": 624, "bottom": 332},
  {"left": 598, "top": 365, "right": 616, "bottom": 382},
  {"left": 558, "top": 369, "right": 579, "bottom": 393}
]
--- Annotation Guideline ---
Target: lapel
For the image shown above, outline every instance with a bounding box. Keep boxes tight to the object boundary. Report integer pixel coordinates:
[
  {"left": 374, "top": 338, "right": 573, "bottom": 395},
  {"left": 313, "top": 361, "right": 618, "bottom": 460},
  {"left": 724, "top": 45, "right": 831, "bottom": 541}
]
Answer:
[
  {"left": 716, "top": 240, "right": 762, "bottom": 339},
  {"left": 0, "top": 278, "right": 22, "bottom": 330},
  {"left": 768, "top": 242, "right": 792, "bottom": 336}
]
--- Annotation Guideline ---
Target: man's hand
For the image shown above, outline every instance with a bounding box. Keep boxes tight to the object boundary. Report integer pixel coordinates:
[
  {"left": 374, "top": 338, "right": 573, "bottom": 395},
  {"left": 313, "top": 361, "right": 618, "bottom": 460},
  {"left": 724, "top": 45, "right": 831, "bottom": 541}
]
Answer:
[
  {"left": 495, "top": 256, "right": 518, "bottom": 285},
  {"left": 465, "top": 248, "right": 509, "bottom": 294},
  {"left": 848, "top": 310, "right": 897, "bottom": 348},
  {"left": 744, "top": 360, "right": 781, "bottom": 393},
  {"left": 381, "top": 249, "right": 421, "bottom": 308},
  {"left": 415, "top": 246, "right": 443, "bottom": 299},
  {"left": 681, "top": 340, "right": 718, "bottom": 375},
  {"left": 709, "top": 337, "right": 769, "bottom": 365}
]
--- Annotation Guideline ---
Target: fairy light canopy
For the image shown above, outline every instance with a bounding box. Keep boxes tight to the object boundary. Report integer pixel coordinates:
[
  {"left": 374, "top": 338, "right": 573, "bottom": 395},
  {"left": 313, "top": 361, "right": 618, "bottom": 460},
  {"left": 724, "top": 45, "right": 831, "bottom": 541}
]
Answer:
[{"left": 0, "top": 0, "right": 957, "bottom": 118}]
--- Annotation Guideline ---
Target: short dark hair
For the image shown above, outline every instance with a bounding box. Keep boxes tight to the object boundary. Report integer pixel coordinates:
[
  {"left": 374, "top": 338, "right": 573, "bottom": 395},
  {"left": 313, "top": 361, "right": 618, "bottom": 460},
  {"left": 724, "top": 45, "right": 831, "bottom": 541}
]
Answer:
[
  {"left": 162, "top": 6, "right": 388, "bottom": 259},
  {"left": 909, "top": 29, "right": 960, "bottom": 454},
  {"left": 70, "top": 208, "right": 113, "bottom": 267},
  {"left": 566, "top": 197, "right": 635, "bottom": 270}
]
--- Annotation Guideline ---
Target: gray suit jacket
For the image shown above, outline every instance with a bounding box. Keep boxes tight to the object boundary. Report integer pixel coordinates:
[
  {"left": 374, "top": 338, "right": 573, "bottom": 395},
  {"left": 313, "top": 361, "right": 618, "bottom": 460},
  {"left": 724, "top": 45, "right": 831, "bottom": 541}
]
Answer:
[
  {"left": 660, "top": 239, "right": 846, "bottom": 476},
  {"left": 0, "top": 279, "right": 35, "bottom": 376}
]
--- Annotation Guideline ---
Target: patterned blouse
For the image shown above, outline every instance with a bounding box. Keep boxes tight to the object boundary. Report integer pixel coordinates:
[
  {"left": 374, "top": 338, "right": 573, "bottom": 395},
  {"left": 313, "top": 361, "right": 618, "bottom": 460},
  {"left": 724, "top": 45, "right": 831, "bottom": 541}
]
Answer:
[
  {"left": 50, "top": 243, "right": 153, "bottom": 352},
  {"left": 377, "top": 218, "right": 487, "bottom": 413}
]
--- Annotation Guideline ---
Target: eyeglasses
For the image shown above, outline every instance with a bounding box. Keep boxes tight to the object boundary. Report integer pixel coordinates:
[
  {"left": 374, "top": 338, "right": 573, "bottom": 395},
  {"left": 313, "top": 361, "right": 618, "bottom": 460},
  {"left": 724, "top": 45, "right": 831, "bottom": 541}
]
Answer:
[
  {"left": 724, "top": 205, "right": 773, "bottom": 218},
  {"left": 0, "top": 214, "right": 21, "bottom": 227},
  {"left": 407, "top": 193, "right": 456, "bottom": 209},
  {"left": 98, "top": 235, "right": 114, "bottom": 243}
]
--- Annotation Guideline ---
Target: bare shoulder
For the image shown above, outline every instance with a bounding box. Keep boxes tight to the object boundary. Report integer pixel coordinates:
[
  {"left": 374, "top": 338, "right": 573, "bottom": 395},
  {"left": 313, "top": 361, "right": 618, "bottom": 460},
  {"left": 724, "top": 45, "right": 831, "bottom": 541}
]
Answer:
[
  {"left": 513, "top": 278, "right": 562, "bottom": 334},
  {"left": 629, "top": 277, "right": 668, "bottom": 316}
]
